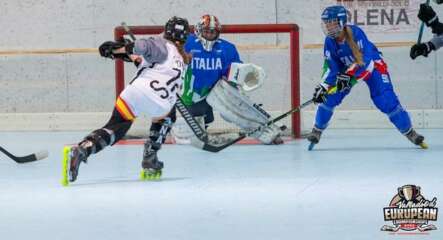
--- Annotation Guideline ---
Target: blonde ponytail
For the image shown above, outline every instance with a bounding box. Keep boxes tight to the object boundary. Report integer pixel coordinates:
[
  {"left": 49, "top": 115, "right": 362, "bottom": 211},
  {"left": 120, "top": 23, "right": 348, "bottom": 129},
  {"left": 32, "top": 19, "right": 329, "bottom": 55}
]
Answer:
[{"left": 343, "top": 26, "right": 364, "bottom": 66}]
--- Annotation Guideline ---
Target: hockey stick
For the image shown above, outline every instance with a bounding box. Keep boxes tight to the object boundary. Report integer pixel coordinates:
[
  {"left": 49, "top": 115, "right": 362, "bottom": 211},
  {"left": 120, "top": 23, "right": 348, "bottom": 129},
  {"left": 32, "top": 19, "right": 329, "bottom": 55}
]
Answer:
[
  {"left": 417, "top": 0, "right": 431, "bottom": 44},
  {"left": 0, "top": 146, "right": 48, "bottom": 164},
  {"left": 194, "top": 99, "right": 315, "bottom": 153},
  {"left": 121, "top": 22, "right": 136, "bottom": 41}
]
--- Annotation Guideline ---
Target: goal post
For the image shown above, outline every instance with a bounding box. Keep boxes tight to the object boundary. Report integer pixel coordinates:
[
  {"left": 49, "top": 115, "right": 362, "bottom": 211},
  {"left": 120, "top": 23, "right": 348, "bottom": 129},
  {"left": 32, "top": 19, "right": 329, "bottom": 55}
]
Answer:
[{"left": 114, "top": 23, "right": 301, "bottom": 138}]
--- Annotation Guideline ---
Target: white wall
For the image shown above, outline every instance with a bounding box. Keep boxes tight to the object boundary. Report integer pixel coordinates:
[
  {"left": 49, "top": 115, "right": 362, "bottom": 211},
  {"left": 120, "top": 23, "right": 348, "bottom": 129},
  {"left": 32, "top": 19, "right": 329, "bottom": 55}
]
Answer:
[{"left": 0, "top": 0, "right": 442, "bottom": 132}]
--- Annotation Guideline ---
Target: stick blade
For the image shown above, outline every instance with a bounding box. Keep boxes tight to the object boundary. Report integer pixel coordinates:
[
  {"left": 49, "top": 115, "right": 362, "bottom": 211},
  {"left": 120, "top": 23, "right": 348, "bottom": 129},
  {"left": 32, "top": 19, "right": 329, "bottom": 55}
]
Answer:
[
  {"left": 15, "top": 150, "right": 49, "bottom": 164},
  {"left": 34, "top": 150, "right": 49, "bottom": 160}
]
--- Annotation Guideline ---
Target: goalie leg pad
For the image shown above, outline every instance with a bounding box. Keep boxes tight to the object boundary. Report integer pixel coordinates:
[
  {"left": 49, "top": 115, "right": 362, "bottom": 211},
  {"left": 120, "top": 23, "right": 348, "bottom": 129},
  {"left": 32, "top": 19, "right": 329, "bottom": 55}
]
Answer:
[
  {"left": 207, "top": 80, "right": 282, "bottom": 144},
  {"left": 207, "top": 80, "right": 268, "bottom": 128}
]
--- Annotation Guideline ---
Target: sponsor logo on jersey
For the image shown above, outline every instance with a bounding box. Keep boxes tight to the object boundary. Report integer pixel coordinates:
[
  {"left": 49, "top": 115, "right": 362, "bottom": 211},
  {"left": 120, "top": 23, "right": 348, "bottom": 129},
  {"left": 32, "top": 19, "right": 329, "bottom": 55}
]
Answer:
[
  {"left": 191, "top": 57, "right": 223, "bottom": 70},
  {"left": 381, "top": 185, "right": 438, "bottom": 234}
]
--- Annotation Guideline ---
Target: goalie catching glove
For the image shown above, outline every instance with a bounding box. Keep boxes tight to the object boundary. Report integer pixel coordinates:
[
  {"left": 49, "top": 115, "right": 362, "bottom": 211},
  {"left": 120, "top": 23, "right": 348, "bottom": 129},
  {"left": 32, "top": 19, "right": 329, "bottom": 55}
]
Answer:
[
  {"left": 206, "top": 79, "right": 284, "bottom": 144},
  {"left": 98, "top": 38, "right": 134, "bottom": 62},
  {"left": 227, "top": 62, "right": 265, "bottom": 92}
]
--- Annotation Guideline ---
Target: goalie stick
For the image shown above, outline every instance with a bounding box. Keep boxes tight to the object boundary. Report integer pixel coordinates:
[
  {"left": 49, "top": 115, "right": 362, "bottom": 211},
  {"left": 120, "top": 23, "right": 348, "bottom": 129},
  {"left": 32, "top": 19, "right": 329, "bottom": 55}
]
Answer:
[
  {"left": 196, "top": 85, "right": 341, "bottom": 152},
  {"left": 195, "top": 99, "right": 315, "bottom": 152},
  {"left": 0, "top": 146, "right": 48, "bottom": 164}
]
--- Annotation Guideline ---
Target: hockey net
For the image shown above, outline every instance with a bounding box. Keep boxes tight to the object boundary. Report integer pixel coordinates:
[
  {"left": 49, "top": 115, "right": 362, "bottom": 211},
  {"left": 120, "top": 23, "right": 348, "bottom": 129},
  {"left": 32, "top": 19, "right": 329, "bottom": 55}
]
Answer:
[{"left": 114, "top": 24, "right": 301, "bottom": 138}]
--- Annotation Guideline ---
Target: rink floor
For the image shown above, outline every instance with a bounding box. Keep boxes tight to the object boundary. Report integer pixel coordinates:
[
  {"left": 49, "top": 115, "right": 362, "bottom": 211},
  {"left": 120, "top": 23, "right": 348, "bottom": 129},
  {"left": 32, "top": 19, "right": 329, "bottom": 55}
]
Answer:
[{"left": 1, "top": 129, "right": 442, "bottom": 240}]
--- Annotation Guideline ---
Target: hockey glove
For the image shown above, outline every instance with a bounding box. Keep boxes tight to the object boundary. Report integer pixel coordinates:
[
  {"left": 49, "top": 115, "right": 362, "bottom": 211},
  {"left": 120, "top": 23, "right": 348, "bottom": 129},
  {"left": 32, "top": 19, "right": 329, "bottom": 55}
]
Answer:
[
  {"left": 98, "top": 39, "right": 133, "bottom": 62},
  {"left": 410, "top": 41, "right": 435, "bottom": 59},
  {"left": 312, "top": 83, "right": 329, "bottom": 104},
  {"left": 418, "top": 3, "right": 443, "bottom": 34},
  {"left": 336, "top": 73, "right": 352, "bottom": 92},
  {"left": 418, "top": 4, "right": 438, "bottom": 26}
]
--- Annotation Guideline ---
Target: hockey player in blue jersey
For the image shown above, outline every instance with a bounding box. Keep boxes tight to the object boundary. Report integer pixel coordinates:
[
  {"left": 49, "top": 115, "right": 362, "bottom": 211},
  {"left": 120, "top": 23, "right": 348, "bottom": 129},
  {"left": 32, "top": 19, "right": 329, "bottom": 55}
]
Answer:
[
  {"left": 177, "top": 14, "right": 284, "bottom": 145},
  {"left": 307, "top": 5, "right": 427, "bottom": 150}
]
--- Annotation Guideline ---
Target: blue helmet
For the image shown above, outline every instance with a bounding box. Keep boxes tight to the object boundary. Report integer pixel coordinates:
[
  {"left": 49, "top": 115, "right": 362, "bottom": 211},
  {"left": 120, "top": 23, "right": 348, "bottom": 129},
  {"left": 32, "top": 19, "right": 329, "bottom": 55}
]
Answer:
[{"left": 321, "top": 5, "right": 348, "bottom": 38}]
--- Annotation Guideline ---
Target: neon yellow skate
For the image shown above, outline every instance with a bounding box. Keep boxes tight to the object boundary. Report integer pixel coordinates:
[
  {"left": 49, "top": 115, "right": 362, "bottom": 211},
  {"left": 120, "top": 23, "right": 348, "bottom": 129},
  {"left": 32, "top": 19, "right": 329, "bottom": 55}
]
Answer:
[
  {"left": 140, "top": 168, "right": 162, "bottom": 181},
  {"left": 61, "top": 146, "right": 71, "bottom": 186},
  {"left": 61, "top": 145, "right": 88, "bottom": 186}
]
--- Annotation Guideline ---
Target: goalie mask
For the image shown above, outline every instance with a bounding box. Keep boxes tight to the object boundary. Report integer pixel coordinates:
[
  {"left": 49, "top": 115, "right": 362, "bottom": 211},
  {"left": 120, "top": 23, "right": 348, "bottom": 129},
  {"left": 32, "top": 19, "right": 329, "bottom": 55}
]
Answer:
[
  {"left": 195, "top": 14, "right": 222, "bottom": 51},
  {"left": 164, "top": 16, "right": 190, "bottom": 43},
  {"left": 321, "top": 5, "right": 348, "bottom": 38}
]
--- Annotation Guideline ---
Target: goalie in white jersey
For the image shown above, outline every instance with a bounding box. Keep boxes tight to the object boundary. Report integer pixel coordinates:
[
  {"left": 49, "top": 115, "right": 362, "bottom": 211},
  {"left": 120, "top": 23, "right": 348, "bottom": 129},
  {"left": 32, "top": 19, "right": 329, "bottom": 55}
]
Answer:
[{"left": 67, "top": 16, "right": 191, "bottom": 182}]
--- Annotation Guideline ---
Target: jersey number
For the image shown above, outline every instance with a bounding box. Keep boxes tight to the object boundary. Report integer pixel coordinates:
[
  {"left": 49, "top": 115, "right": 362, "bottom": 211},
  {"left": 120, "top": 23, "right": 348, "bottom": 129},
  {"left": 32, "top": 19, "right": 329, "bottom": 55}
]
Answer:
[{"left": 149, "top": 68, "right": 181, "bottom": 99}]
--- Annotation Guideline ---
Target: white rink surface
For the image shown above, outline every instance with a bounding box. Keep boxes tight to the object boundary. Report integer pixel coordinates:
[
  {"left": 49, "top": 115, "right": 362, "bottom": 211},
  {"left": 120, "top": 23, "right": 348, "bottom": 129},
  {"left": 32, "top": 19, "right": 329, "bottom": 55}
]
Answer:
[{"left": 1, "top": 129, "right": 442, "bottom": 240}]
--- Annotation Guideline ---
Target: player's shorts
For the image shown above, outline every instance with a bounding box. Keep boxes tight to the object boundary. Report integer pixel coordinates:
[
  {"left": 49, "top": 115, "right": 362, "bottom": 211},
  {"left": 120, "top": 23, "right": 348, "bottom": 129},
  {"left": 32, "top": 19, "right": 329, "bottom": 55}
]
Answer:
[{"left": 115, "top": 77, "right": 175, "bottom": 120}]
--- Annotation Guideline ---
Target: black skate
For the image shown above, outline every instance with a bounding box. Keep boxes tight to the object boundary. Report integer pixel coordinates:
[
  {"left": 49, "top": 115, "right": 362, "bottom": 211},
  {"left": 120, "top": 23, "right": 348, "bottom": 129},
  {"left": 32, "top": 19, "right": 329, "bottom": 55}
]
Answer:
[
  {"left": 140, "top": 141, "right": 163, "bottom": 180},
  {"left": 405, "top": 129, "right": 428, "bottom": 149},
  {"left": 307, "top": 128, "right": 322, "bottom": 151}
]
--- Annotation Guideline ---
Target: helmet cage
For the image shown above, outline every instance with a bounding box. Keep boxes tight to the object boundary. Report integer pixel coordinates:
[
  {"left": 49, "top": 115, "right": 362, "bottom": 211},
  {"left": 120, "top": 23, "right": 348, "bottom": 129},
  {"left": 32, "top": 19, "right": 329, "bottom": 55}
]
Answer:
[
  {"left": 195, "top": 15, "right": 221, "bottom": 51},
  {"left": 321, "top": 18, "right": 344, "bottom": 38}
]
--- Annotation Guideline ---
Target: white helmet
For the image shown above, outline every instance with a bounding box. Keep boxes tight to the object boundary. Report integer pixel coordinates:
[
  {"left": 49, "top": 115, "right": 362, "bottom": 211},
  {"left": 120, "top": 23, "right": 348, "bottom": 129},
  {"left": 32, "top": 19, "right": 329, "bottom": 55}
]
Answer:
[{"left": 195, "top": 14, "right": 222, "bottom": 51}]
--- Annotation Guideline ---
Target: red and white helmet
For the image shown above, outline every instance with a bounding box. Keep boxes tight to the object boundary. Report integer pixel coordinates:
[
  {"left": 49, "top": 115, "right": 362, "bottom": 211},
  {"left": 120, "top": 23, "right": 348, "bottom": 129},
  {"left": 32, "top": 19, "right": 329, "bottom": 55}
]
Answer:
[{"left": 195, "top": 14, "right": 221, "bottom": 51}]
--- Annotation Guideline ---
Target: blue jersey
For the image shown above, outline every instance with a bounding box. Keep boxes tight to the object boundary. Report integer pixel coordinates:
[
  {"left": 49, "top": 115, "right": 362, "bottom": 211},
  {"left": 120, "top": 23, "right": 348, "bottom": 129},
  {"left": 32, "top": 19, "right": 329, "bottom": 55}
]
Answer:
[
  {"left": 182, "top": 34, "right": 241, "bottom": 104},
  {"left": 322, "top": 25, "right": 382, "bottom": 86}
]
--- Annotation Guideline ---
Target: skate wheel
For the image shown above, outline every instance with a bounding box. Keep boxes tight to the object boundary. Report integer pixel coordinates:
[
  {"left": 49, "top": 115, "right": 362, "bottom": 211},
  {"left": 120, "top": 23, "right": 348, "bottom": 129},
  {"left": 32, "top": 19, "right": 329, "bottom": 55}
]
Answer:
[
  {"left": 419, "top": 142, "right": 429, "bottom": 149},
  {"left": 61, "top": 146, "right": 71, "bottom": 186},
  {"left": 140, "top": 169, "right": 162, "bottom": 181},
  {"left": 146, "top": 170, "right": 162, "bottom": 180},
  {"left": 139, "top": 169, "right": 147, "bottom": 181},
  {"left": 308, "top": 142, "right": 315, "bottom": 151}
]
